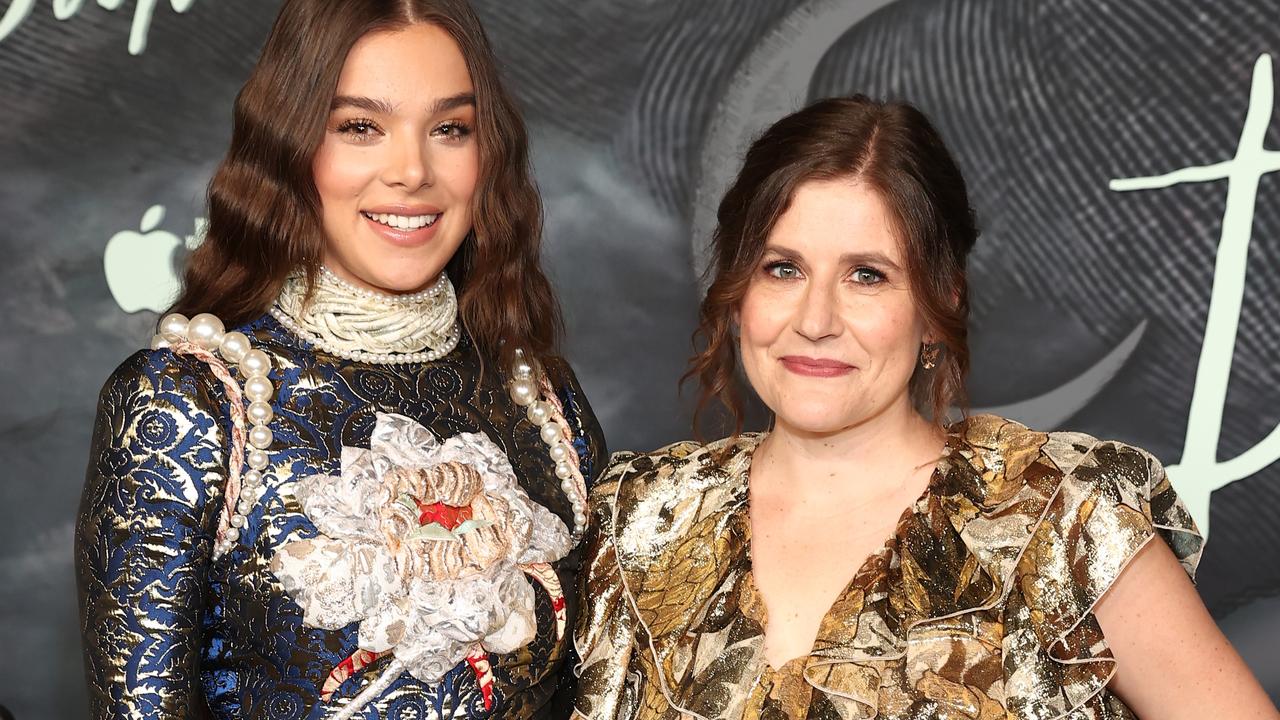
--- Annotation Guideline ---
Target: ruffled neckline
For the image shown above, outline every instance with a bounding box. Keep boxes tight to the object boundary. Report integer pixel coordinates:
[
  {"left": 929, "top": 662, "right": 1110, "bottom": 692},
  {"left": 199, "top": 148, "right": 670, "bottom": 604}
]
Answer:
[{"left": 602, "top": 414, "right": 1203, "bottom": 719}]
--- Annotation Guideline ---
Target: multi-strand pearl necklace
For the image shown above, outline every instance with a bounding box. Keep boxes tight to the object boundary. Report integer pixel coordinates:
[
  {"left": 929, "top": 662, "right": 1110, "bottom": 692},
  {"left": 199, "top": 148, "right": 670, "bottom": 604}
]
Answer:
[
  {"left": 148, "top": 267, "right": 589, "bottom": 555},
  {"left": 270, "top": 267, "right": 460, "bottom": 364}
]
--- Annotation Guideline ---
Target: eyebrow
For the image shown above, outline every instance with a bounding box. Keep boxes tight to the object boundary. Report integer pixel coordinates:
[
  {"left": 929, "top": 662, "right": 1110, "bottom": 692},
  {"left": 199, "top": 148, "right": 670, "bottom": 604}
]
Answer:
[
  {"left": 764, "top": 244, "right": 903, "bottom": 271},
  {"left": 329, "top": 92, "right": 476, "bottom": 116}
]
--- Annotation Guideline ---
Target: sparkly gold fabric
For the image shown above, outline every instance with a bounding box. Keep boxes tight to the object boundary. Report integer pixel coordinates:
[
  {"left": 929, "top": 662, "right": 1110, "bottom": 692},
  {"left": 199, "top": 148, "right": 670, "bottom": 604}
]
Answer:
[
  {"left": 573, "top": 415, "right": 1202, "bottom": 720},
  {"left": 76, "top": 315, "right": 606, "bottom": 719}
]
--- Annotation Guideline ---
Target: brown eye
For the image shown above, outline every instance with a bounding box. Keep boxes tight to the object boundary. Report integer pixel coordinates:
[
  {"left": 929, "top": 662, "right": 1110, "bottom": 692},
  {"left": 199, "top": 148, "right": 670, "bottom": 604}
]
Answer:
[
  {"left": 335, "top": 118, "right": 382, "bottom": 141},
  {"left": 432, "top": 121, "right": 473, "bottom": 140}
]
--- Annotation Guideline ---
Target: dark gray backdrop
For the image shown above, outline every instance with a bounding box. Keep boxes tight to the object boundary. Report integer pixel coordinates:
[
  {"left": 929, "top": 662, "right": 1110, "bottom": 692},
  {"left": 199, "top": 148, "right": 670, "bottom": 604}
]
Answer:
[{"left": 1, "top": 0, "right": 1277, "bottom": 717}]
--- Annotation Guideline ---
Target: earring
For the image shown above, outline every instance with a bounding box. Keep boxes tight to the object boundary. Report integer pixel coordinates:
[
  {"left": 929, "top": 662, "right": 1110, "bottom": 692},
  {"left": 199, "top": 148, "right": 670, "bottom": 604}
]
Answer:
[{"left": 920, "top": 343, "right": 942, "bottom": 370}]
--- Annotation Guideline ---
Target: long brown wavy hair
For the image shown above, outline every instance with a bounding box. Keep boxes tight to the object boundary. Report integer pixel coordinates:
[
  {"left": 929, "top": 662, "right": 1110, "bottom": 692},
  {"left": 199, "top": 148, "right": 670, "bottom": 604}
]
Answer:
[
  {"left": 170, "top": 0, "right": 560, "bottom": 367},
  {"left": 686, "top": 96, "right": 979, "bottom": 436}
]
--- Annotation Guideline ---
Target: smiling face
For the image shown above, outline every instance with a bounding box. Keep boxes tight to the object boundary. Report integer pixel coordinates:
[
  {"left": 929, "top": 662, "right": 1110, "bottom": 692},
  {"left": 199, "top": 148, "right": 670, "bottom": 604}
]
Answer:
[
  {"left": 312, "top": 23, "right": 479, "bottom": 295},
  {"left": 738, "top": 178, "right": 931, "bottom": 435}
]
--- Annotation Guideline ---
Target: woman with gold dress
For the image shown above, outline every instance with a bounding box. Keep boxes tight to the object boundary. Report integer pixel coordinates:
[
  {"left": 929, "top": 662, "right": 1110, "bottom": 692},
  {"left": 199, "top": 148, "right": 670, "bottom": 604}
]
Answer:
[
  {"left": 75, "top": 1, "right": 604, "bottom": 717},
  {"left": 573, "top": 96, "right": 1276, "bottom": 719}
]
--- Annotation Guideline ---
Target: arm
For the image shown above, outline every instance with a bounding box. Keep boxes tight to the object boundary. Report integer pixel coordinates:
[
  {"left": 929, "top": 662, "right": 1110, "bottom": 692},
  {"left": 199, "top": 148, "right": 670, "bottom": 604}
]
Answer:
[
  {"left": 572, "top": 466, "right": 642, "bottom": 720},
  {"left": 1096, "top": 539, "right": 1278, "bottom": 719},
  {"left": 75, "top": 351, "right": 228, "bottom": 719}
]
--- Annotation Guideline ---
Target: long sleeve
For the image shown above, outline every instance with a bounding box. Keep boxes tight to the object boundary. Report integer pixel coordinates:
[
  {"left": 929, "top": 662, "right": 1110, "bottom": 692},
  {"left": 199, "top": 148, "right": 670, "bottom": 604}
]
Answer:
[
  {"left": 572, "top": 461, "right": 643, "bottom": 720},
  {"left": 75, "top": 350, "right": 228, "bottom": 719}
]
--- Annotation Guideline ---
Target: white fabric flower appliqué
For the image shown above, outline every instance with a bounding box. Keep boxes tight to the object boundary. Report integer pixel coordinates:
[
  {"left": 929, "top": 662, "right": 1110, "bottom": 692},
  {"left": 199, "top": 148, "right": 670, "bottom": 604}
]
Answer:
[{"left": 270, "top": 412, "right": 572, "bottom": 713}]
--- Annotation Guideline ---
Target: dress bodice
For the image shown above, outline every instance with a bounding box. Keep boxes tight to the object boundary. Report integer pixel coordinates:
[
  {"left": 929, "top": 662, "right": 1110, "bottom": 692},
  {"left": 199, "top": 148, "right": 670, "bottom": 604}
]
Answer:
[
  {"left": 573, "top": 415, "right": 1202, "bottom": 720},
  {"left": 77, "top": 313, "right": 606, "bottom": 719}
]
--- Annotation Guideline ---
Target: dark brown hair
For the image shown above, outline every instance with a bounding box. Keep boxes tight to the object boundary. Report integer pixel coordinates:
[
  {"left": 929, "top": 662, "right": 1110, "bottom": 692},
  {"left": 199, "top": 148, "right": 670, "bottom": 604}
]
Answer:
[
  {"left": 171, "top": 0, "right": 560, "bottom": 367},
  {"left": 686, "top": 95, "right": 978, "bottom": 435}
]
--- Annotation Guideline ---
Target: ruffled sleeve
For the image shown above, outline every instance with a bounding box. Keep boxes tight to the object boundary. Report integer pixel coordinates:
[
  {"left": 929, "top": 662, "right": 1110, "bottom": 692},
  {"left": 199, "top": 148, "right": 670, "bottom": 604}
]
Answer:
[
  {"left": 572, "top": 454, "right": 644, "bottom": 720},
  {"left": 1003, "top": 434, "right": 1204, "bottom": 718},
  {"left": 75, "top": 350, "right": 229, "bottom": 719}
]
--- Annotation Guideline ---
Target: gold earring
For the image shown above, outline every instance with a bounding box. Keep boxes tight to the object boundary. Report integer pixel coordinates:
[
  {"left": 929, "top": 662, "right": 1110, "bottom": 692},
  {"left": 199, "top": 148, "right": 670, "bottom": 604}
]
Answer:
[{"left": 920, "top": 343, "right": 942, "bottom": 370}]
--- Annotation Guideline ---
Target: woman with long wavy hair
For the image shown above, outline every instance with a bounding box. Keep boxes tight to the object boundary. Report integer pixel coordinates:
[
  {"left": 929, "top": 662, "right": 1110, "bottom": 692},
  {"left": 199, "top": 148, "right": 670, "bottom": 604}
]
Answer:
[{"left": 75, "top": 1, "right": 605, "bottom": 717}]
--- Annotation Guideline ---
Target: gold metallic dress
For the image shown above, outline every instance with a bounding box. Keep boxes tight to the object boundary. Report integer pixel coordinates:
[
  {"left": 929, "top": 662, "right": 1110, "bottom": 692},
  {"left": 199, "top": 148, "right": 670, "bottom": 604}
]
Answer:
[
  {"left": 574, "top": 415, "right": 1202, "bottom": 719},
  {"left": 76, "top": 314, "right": 606, "bottom": 719}
]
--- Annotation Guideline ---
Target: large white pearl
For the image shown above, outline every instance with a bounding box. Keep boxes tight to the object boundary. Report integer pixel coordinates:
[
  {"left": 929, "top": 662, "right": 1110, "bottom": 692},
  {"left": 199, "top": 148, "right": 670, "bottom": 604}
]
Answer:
[
  {"left": 240, "top": 349, "right": 272, "bottom": 377},
  {"left": 247, "top": 449, "right": 269, "bottom": 470},
  {"left": 219, "top": 331, "right": 251, "bottom": 362},
  {"left": 509, "top": 380, "right": 537, "bottom": 407},
  {"left": 526, "top": 401, "right": 552, "bottom": 427},
  {"left": 549, "top": 443, "right": 569, "bottom": 463},
  {"left": 249, "top": 425, "right": 273, "bottom": 449},
  {"left": 159, "top": 313, "right": 189, "bottom": 342},
  {"left": 225, "top": 527, "right": 240, "bottom": 542},
  {"left": 247, "top": 401, "right": 273, "bottom": 425},
  {"left": 539, "top": 422, "right": 563, "bottom": 446},
  {"left": 555, "top": 461, "right": 574, "bottom": 480},
  {"left": 150, "top": 334, "right": 171, "bottom": 350},
  {"left": 243, "top": 469, "right": 262, "bottom": 486},
  {"left": 188, "top": 313, "right": 225, "bottom": 350},
  {"left": 244, "top": 376, "right": 273, "bottom": 402}
]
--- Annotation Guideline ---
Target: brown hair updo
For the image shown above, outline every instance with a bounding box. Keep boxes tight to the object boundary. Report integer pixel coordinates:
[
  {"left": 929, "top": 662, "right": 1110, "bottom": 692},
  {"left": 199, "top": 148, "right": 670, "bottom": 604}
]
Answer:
[
  {"left": 686, "top": 95, "right": 979, "bottom": 435},
  {"left": 171, "top": 0, "right": 560, "bottom": 367}
]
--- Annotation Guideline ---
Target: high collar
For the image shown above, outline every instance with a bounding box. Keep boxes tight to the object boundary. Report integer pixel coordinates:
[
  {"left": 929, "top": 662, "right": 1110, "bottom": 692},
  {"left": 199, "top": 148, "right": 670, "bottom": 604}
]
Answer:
[{"left": 271, "top": 268, "right": 461, "bottom": 360}]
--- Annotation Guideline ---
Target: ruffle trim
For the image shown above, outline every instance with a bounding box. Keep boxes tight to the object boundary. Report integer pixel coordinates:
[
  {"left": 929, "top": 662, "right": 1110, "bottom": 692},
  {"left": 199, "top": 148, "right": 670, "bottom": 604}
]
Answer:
[
  {"left": 798, "top": 418, "right": 1204, "bottom": 720},
  {"left": 601, "top": 416, "right": 1203, "bottom": 720}
]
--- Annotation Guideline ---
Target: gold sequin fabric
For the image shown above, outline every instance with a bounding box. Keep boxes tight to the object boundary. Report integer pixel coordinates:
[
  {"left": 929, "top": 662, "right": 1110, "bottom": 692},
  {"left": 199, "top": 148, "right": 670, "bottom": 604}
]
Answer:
[
  {"left": 573, "top": 415, "right": 1202, "bottom": 719},
  {"left": 76, "top": 315, "right": 606, "bottom": 719}
]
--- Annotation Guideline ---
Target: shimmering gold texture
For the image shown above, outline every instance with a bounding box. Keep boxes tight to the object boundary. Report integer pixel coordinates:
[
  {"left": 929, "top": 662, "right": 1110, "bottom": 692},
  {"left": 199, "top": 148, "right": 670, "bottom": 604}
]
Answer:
[
  {"left": 76, "top": 316, "right": 605, "bottom": 719},
  {"left": 574, "top": 415, "right": 1202, "bottom": 720}
]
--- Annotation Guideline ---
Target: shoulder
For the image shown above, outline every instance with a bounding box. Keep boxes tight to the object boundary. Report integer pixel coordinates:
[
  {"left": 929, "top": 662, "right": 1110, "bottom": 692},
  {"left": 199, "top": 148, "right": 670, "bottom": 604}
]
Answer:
[
  {"left": 947, "top": 413, "right": 1169, "bottom": 502},
  {"left": 945, "top": 414, "right": 1202, "bottom": 575},
  {"left": 98, "top": 347, "right": 225, "bottom": 412},
  {"left": 587, "top": 434, "right": 758, "bottom": 529},
  {"left": 592, "top": 434, "right": 756, "bottom": 498}
]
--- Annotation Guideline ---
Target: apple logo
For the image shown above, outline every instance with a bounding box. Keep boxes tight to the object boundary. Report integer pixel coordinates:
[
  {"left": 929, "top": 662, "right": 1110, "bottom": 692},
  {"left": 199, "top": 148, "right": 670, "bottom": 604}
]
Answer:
[{"left": 104, "top": 204, "right": 205, "bottom": 314}]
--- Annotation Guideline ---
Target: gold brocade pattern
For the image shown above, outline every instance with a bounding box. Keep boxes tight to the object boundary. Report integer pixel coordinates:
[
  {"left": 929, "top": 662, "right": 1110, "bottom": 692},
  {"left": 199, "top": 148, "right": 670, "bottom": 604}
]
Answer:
[
  {"left": 76, "top": 316, "right": 606, "bottom": 719},
  {"left": 573, "top": 415, "right": 1203, "bottom": 720}
]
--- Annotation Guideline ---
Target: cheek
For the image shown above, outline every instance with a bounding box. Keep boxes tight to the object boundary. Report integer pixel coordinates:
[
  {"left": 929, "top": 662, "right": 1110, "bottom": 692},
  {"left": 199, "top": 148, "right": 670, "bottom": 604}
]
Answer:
[
  {"left": 849, "top": 299, "right": 925, "bottom": 366},
  {"left": 439, "top": 146, "right": 481, "bottom": 203},
  {"left": 312, "top": 142, "right": 375, "bottom": 210},
  {"left": 737, "top": 287, "right": 786, "bottom": 350}
]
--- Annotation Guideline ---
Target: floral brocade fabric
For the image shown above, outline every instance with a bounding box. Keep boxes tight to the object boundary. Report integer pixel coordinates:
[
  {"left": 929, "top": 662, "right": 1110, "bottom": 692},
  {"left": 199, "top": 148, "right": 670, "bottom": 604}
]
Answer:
[
  {"left": 573, "top": 415, "right": 1203, "bottom": 720},
  {"left": 75, "top": 314, "right": 606, "bottom": 719}
]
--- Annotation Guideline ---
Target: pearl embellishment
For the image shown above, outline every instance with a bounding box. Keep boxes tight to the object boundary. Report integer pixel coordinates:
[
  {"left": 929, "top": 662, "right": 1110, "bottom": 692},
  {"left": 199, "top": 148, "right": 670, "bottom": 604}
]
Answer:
[
  {"left": 509, "top": 348, "right": 589, "bottom": 539},
  {"left": 152, "top": 312, "right": 275, "bottom": 559}
]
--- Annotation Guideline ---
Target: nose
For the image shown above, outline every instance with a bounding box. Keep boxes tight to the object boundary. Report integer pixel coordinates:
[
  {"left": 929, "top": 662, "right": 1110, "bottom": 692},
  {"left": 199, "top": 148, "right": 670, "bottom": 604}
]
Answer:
[
  {"left": 793, "top": 278, "right": 841, "bottom": 342},
  {"left": 382, "top": 130, "right": 435, "bottom": 190}
]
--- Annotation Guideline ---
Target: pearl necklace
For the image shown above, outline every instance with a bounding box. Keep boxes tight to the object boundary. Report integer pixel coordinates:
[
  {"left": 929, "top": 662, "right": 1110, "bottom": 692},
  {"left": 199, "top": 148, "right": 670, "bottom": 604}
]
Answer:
[
  {"left": 148, "top": 308, "right": 589, "bottom": 554},
  {"left": 270, "top": 268, "right": 461, "bottom": 364}
]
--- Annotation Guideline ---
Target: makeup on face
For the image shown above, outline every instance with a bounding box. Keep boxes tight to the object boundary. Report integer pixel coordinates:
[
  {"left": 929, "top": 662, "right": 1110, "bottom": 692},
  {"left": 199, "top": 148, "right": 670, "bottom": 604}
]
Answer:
[
  {"left": 737, "top": 179, "right": 929, "bottom": 434},
  {"left": 312, "top": 23, "right": 480, "bottom": 296}
]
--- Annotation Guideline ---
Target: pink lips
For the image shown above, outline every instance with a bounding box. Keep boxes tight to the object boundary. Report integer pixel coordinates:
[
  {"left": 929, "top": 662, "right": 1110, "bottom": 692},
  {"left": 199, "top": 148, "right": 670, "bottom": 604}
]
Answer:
[
  {"left": 361, "top": 204, "right": 444, "bottom": 247},
  {"left": 779, "top": 355, "right": 856, "bottom": 378}
]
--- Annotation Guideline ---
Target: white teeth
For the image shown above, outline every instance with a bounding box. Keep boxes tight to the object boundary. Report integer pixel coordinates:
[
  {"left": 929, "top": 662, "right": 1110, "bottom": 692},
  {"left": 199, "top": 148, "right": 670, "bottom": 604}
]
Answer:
[{"left": 364, "top": 212, "right": 439, "bottom": 230}]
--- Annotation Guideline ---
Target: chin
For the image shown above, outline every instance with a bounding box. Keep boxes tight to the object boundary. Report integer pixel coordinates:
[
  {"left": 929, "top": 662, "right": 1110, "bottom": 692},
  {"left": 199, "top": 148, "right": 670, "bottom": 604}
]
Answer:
[{"left": 770, "top": 401, "right": 862, "bottom": 436}]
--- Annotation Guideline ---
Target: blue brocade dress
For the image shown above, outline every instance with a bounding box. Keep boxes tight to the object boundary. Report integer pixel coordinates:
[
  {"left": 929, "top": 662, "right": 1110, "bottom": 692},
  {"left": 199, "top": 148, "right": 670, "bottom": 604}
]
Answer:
[{"left": 75, "top": 310, "right": 606, "bottom": 719}]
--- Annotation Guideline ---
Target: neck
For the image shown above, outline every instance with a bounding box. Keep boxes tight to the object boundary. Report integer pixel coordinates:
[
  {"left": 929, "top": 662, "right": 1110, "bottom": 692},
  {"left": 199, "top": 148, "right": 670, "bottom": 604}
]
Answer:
[{"left": 752, "top": 394, "right": 944, "bottom": 506}]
